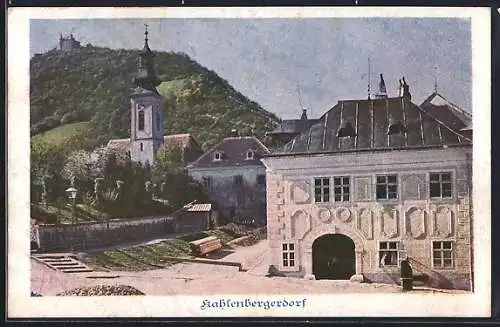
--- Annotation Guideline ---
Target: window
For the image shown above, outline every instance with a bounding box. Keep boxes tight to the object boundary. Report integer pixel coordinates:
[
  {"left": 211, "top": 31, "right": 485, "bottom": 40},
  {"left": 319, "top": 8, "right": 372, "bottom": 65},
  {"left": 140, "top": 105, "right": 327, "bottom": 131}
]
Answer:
[
  {"left": 202, "top": 176, "right": 212, "bottom": 189},
  {"left": 430, "top": 172, "right": 452, "bottom": 198},
  {"left": 314, "top": 178, "right": 330, "bottom": 203},
  {"left": 376, "top": 175, "right": 398, "bottom": 200},
  {"left": 246, "top": 150, "right": 254, "bottom": 160},
  {"left": 234, "top": 175, "right": 243, "bottom": 187},
  {"left": 333, "top": 176, "right": 350, "bottom": 202},
  {"left": 138, "top": 110, "right": 145, "bottom": 131},
  {"left": 379, "top": 241, "right": 399, "bottom": 267},
  {"left": 336, "top": 121, "right": 356, "bottom": 138},
  {"left": 213, "top": 151, "right": 222, "bottom": 161},
  {"left": 140, "top": 143, "right": 143, "bottom": 151},
  {"left": 432, "top": 241, "right": 454, "bottom": 269},
  {"left": 387, "top": 121, "right": 407, "bottom": 135},
  {"left": 282, "top": 243, "right": 295, "bottom": 267},
  {"left": 257, "top": 174, "right": 266, "bottom": 186}
]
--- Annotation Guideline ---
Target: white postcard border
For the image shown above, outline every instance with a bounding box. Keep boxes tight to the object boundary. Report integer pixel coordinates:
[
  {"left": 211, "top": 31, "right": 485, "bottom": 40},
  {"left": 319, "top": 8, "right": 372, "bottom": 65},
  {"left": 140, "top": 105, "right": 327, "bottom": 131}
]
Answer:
[{"left": 7, "top": 6, "right": 491, "bottom": 318}]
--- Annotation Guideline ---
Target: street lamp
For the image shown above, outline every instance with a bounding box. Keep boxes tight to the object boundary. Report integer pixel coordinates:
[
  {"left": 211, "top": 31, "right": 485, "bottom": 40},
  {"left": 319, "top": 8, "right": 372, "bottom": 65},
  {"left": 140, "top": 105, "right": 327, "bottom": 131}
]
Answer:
[
  {"left": 65, "top": 187, "right": 78, "bottom": 224},
  {"left": 65, "top": 186, "right": 78, "bottom": 253}
]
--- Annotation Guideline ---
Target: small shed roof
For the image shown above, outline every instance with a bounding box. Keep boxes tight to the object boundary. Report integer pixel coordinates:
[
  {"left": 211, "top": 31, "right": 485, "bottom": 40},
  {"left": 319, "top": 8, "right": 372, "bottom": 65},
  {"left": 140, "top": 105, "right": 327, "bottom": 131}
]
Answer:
[{"left": 184, "top": 203, "right": 212, "bottom": 212}]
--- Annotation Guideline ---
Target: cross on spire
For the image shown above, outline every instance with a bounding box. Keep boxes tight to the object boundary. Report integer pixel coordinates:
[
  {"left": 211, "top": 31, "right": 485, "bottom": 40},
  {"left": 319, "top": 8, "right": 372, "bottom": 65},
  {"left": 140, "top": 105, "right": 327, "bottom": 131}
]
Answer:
[{"left": 144, "top": 23, "right": 149, "bottom": 42}]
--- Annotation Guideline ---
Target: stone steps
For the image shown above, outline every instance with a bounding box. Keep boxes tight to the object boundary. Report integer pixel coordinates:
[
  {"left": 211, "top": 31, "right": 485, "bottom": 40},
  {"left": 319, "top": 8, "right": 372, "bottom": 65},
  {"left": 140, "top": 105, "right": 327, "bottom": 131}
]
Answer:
[{"left": 32, "top": 253, "right": 94, "bottom": 274}]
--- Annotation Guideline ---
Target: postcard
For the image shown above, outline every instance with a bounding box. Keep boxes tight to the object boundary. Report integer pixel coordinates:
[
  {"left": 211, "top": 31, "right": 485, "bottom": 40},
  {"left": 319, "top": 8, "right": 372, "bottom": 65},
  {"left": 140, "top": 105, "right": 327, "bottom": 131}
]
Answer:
[{"left": 7, "top": 6, "right": 491, "bottom": 318}]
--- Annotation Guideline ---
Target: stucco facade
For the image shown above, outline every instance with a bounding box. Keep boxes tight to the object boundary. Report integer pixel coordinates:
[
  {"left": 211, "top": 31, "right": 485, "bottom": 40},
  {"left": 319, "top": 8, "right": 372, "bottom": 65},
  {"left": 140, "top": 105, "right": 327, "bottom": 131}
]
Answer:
[{"left": 261, "top": 147, "right": 473, "bottom": 290}]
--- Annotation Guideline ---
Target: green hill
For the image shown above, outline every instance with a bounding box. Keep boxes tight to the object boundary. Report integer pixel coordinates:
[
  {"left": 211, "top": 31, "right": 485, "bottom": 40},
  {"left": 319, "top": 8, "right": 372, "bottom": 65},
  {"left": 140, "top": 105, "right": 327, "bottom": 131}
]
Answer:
[
  {"left": 30, "top": 45, "right": 280, "bottom": 150},
  {"left": 31, "top": 121, "right": 91, "bottom": 148}
]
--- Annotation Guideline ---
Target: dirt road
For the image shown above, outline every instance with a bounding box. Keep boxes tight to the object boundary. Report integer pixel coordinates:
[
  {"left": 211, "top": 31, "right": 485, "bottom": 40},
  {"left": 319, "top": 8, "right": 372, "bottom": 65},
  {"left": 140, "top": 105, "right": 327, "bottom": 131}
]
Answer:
[{"left": 31, "top": 240, "right": 466, "bottom": 296}]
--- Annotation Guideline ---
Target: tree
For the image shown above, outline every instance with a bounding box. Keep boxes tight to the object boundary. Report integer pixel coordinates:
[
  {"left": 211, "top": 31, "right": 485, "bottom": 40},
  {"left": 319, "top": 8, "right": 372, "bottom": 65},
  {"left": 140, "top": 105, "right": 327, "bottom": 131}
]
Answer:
[
  {"left": 154, "top": 143, "right": 184, "bottom": 175},
  {"left": 30, "top": 138, "right": 66, "bottom": 183}
]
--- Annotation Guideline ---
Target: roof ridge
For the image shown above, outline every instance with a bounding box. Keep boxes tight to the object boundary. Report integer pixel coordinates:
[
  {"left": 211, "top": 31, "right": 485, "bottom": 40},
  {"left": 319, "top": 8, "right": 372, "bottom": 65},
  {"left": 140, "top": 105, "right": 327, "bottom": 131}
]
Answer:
[
  {"left": 435, "top": 93, "right": 472, "bottom": 118},
  {"left": 423, "top": 92, "right": 472, "bottom": 119},
  {"left": 415, "top": 102, "right": 472, "bottom": 144},
  {"left": 251, "top": 135, "right": 271, "bottom": 154}
]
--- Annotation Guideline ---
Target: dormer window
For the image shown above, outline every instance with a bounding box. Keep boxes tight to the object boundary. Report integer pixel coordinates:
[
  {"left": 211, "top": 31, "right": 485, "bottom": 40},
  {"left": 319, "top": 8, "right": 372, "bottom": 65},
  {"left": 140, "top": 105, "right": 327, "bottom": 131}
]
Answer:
[
  {"left": 387, "top": 121, "right": 407, "bottom": 135},
  {"left": 336, "top": 121, "right": 356, "bottom": 138},
  {"left": 246, "top": 150, "right": 255, "bottom": 160},
  {"left": 214, "top": 151, "right": 223, "bottom": 161}
]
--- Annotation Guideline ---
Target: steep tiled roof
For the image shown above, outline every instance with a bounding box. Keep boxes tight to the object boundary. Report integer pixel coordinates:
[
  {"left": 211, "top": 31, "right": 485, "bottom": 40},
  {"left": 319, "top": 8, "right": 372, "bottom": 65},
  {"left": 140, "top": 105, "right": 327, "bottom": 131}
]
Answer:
[
  {"left": 164, "top": 133, "right": 201, "bottom": 149},
  {"left": 271, "top": 96, "right": 471, "bottom": 156},
  {"left": 187, "top": 136, "right": 270, "bottom": 169},
  {"left": 420, "top": 92, "right": 472, "bottom": 133},
  {"left": 107, "top": 138, "right": 131, "bottom": 151}
]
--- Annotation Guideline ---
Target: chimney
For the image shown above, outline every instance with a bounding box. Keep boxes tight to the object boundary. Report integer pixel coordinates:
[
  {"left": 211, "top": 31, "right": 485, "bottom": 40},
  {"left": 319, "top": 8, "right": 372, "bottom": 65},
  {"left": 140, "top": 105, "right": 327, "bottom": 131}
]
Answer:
[
  {"left": 375, "top": 73, "right": 388, "bottom": 99},
  {"left": 398, "top": 79, "right": 403, "bottom": 97},
  {"left": 301, "top": 109, "right": 308, "bottom": 120},
  {"left": 402, "top": 77, "right": 412, "bottom": 100},
  {"left": 230, "top": 129, "right": 239, "bottom": 137}
]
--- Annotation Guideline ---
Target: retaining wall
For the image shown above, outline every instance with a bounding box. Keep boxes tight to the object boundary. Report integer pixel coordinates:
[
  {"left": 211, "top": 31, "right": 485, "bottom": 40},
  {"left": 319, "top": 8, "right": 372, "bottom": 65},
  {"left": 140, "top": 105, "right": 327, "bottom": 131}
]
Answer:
[{"left": 33, "top": 216, "right": 178, "bottom": 252}]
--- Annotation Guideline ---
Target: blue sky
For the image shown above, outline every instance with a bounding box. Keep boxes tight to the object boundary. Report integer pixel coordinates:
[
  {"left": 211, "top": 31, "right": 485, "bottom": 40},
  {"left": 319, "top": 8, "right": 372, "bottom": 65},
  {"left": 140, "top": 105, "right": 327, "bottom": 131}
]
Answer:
[{"left": 30, "top": 18, "right": 472, "bottom": 119}]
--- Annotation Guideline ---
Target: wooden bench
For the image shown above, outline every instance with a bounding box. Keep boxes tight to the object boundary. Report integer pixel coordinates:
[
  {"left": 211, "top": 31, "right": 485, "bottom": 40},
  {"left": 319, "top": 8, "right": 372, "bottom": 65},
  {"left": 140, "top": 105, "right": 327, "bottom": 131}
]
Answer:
[{"left": 189, "top": 236, "right": 222, "bottom": 256}]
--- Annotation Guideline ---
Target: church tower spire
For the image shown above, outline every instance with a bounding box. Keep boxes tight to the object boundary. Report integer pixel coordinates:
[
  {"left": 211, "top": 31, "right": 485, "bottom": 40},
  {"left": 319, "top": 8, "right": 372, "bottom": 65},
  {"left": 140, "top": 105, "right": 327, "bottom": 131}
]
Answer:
[
  {"left": 134, "top": 24, "right": 161, "bottom": 93},
  {"left": 129, "top": 23, "right": 165, "bottom": 167}
]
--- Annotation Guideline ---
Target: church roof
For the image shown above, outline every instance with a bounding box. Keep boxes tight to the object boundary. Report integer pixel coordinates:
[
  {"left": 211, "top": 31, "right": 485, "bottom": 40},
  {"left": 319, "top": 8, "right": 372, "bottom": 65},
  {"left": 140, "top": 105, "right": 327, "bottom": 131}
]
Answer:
[
  {"left": 107, "top": 138, "right": 131, "bottom": 152},
  {"left": 420, "top": 92, "right": 472, "bottom": 134},
  {"left": 164, "top": 134, "right": 202, "bottom": 149},
  {"left": 269, "top": 96, "right": 471, "bottom": 157},
  {"left": 187, "top": 136, "right": 270, "bottom": 169},
  {"left": 106, "top": 133, "right": 202, "bottom": 151}
]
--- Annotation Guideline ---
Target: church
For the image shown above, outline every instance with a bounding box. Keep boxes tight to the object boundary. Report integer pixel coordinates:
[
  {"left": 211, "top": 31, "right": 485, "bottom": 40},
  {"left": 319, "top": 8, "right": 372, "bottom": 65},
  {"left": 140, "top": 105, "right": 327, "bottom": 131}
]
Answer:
[
  {"left": 261, "top": 74, "right": 473, "bottom": 290},
  {"left": 106, "top": 27, "right": 203, "bottom": 166}
]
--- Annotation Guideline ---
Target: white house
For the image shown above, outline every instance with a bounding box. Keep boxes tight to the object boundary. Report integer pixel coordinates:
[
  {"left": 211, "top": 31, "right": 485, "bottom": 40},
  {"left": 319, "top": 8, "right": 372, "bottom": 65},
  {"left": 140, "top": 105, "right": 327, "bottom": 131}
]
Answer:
[{"left": 261, "top": 76, "right": 473, "bottom": 290}]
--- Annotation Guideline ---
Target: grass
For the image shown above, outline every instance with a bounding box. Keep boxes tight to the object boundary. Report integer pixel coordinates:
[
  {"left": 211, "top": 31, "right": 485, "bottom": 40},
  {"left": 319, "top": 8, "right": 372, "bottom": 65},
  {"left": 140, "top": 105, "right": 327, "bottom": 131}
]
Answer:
[
  {"left": 31, "top": 200, "right": 171, "bottom": 224},
  {"left": 31, "top": 121, "right": 90, "bottom": 147},
  {"left": 31, "top": 202, "right": 112, "bottom": 224},
  {"left": 83, "top": 228, "right": 238, "bottom": 271}
]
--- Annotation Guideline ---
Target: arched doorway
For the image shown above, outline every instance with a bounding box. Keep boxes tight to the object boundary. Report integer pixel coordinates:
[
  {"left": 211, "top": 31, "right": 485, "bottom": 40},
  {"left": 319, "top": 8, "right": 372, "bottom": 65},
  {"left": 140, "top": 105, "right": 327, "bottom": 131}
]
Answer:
[{"left": 312, "top": 234, "right": 355, "bottom": 280}]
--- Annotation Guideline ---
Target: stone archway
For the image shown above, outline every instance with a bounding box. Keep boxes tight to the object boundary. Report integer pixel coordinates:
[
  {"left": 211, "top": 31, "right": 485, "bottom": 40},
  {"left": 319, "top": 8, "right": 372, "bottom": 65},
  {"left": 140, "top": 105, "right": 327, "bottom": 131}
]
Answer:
[
  {"left": 302, "top": 225, "right": 366, "bottom": 282},
  {"left": 312, "top": 234, "right": 355, "bottom": 280}
]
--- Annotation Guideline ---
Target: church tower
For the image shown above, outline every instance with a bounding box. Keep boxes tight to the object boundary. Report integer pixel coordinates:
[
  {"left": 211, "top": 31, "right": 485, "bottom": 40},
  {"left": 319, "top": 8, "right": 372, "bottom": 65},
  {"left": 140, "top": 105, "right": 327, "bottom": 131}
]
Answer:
[{"left": 130, "top": 25, "right": 165, "bottom": 167}]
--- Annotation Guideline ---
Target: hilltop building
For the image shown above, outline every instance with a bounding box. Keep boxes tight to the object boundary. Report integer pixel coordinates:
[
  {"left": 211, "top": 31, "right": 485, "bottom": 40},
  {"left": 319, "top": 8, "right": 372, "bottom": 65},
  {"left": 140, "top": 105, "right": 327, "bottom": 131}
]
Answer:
[
  {"left": 187, "top": 135, "right": 270, "bottom": 225},
  {"left": 58, "top": 33, "right": 82, "bottom": 52},
  {"left": 261, "top": 74, "right": 473, "bottom": 290}
]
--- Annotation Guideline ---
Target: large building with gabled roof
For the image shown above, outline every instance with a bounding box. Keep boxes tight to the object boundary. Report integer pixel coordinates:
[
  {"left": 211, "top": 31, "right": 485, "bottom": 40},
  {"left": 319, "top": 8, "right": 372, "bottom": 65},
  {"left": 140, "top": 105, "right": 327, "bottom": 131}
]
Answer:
[{"left": 261, "top": 74, "right": 473, "bottom": 290}]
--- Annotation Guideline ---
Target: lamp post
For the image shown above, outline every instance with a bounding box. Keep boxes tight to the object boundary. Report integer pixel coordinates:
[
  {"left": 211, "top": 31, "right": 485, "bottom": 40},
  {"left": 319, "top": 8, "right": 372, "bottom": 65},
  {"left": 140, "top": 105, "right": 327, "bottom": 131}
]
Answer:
[{"left": 65, "top": 186, "right": 78, "bottom": 253}]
